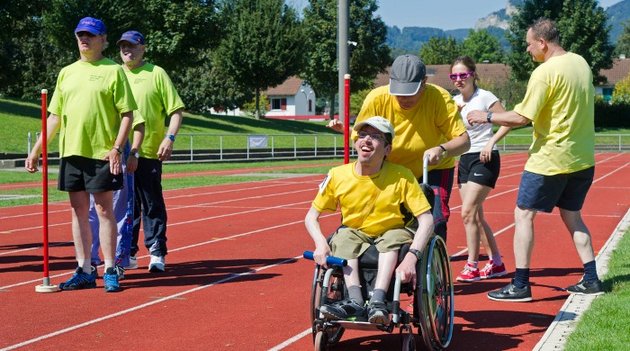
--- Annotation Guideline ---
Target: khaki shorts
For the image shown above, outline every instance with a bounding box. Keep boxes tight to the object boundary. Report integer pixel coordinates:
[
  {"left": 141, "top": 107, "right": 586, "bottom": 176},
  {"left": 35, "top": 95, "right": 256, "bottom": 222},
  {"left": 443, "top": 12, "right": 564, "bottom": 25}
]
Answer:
[{"left": 330, "top": 227, "right": 413, "bottom": 260}]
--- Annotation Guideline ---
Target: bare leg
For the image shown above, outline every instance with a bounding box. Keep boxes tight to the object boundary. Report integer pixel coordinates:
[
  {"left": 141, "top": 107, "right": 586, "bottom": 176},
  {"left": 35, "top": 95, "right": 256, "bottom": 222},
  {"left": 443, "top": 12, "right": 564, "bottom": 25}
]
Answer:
[
  {"left": 374, "top": 250, "right": 398, "bottom": 291},
  {"left": 68, "top": 191, "right": 92, "bottom": 272},
  {"left": 513, "top": 206, "right": 536, "bottom": 268},
  {"left": 460, "top": 182, "right": 493, "bottom": 262},
  {"left": 560, "top": 209, "right": 595, "bottom": 263},
  {"left": 92, "top": 191, "right": 116, "bottom": 270}
]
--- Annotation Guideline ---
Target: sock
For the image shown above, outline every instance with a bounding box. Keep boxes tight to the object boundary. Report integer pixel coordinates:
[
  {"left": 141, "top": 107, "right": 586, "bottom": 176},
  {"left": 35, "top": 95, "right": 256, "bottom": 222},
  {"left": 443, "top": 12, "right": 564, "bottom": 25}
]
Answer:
[
  {"left": 583, "top": 260, "right": 598, "bottom": 282},
  {"left": 467, "top": 260, "right": 478, "bottom": 269},
  {"left": 77, "top": 259, "right": 90, "bottom": 273},
  {"left": 371, "top": 289, "right": 387, "bottom": 303},
  {"left": 513, "top": 268, "right": 530, "bottom": 289},
  {"left": 104, "top": 259, "right": 114, "bottom": 271},
  {"left": 490, "top": 254, "right": 503, "bottom": 266},
  {"left": 347, "top": 285, "right": 364, "bottom": 305}
]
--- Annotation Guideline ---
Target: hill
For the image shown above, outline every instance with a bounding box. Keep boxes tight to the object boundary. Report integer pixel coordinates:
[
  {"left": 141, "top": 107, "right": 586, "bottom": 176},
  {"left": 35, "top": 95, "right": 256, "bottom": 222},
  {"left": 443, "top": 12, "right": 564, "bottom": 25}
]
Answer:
[{"left": 386, "top": 0, "right": 628, "bottom": 55}]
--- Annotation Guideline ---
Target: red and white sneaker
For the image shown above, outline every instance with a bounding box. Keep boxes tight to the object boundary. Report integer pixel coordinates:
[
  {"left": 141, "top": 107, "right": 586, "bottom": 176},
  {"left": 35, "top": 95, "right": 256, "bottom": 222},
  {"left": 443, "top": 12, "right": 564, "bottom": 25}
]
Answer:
[
  {"left": 480, "top": 260, "right": 507, "bottom": 279},
  {"left": 456, "top": 264, "right": 480, "bottom": 282}
]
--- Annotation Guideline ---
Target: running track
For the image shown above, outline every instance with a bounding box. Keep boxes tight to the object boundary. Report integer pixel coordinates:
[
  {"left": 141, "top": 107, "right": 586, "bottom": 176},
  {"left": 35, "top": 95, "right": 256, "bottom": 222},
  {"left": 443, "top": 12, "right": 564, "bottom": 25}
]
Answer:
[{"left": 0, "top": 152, "right": 628, "bottom": 351}]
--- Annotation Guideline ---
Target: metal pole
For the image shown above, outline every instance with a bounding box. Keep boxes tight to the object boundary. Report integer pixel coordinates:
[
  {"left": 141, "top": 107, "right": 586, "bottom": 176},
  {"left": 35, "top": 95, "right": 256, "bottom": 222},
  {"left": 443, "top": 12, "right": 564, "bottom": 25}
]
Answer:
[
  {"left": 344, "top": 74, "right": 351, "bottom": 164},
  {"left": 338, "top": 0, "right": 349, "bottom": 121}
]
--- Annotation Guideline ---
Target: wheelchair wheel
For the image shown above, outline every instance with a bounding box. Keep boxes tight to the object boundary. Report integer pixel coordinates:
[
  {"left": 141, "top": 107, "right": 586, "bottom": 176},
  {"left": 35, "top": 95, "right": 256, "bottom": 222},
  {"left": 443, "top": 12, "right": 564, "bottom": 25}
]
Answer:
[
  {"left": 311, "top": 266, "right": 345, "bottom": 345},
  {"left": 314, "top": 330, "right": 328, "bottom": 351},
  {"left": 415, "top": 235, "right": 454, "bottom": 349}
]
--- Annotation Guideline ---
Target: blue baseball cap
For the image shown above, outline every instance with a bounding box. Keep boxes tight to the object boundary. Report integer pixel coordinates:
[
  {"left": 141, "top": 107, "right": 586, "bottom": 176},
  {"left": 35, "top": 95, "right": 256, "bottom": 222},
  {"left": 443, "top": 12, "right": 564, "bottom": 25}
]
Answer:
[
  {"left": 117, "top": 31, "right": 145, "bottom": 45},
  {"left": 74, "top": 17, "right": 107, "bottom": 36}
]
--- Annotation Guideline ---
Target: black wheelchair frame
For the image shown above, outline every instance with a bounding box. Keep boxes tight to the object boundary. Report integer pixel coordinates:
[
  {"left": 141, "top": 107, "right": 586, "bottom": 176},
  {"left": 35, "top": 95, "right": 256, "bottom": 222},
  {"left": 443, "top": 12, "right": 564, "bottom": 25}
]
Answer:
[{"left": 305, "top": 233, "right": 454, "bottom": 350}]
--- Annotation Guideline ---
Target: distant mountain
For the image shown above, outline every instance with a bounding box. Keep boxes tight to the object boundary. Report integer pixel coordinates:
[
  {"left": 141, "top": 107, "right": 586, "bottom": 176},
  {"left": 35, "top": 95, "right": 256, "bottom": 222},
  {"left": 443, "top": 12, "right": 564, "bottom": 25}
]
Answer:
[{"left": 386, "top": 0, "right": 629, "bottom": 55}]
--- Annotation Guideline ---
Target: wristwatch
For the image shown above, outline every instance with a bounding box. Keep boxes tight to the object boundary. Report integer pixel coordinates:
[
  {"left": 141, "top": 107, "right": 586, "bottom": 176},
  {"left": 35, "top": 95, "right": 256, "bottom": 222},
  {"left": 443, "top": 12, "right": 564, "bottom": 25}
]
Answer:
[
  {"left": 486, "top": 111, "right": 493, "bottom": 123},
  {"left": 167, "top": 134, "right": 176, "bottom": 142},
  {"left": 113, "top": 145, "right": 122, "bottom": 154},
  {"left": 131, "top": 149, "right": 140, "bottom": 158},
  {"left": 408, "top": 248, "right": 422, "bottom": 260}
]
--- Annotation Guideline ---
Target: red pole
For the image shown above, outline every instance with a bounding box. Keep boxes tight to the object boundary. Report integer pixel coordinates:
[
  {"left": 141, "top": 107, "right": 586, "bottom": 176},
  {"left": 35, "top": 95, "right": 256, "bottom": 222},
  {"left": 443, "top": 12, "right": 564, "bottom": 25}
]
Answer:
[
  {"left": 343, "top": 74, "right": 351, "bottom": 164},
  {"left": 36, "top": 89, "right": 56, "bottom": 292}
]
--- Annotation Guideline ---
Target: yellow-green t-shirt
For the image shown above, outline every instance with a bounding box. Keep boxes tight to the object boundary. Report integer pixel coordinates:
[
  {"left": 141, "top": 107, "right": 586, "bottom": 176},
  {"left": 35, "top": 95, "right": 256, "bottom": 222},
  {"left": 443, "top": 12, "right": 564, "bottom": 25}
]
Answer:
[
  {"left": 49, "top": 58, "right": 137, "bottom": 159},
  {"left": 122, "top": 63, "right": 185, "bottom": 159},
  {"left": 514, "top": 52, "right": 595, "bottom": 175},
  {"left": 356, "top": 84, "right": 466, "bottom": 178},
  {"left": 312, "top": 161, "right": 431, "bottom": 237}
]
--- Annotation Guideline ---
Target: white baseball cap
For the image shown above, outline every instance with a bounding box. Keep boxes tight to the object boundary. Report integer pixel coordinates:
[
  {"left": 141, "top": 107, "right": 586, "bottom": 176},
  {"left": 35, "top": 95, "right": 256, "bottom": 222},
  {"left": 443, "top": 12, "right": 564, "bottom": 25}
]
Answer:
[{"left": 353, "top": 116, "right": 395, "bottom": 141}]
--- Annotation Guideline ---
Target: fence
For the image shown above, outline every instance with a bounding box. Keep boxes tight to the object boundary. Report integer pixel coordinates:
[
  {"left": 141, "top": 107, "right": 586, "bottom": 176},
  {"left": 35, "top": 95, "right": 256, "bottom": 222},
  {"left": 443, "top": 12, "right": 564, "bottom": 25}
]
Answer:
[{"left": 23, "top": 132, "right": 630, "bottom": 165}]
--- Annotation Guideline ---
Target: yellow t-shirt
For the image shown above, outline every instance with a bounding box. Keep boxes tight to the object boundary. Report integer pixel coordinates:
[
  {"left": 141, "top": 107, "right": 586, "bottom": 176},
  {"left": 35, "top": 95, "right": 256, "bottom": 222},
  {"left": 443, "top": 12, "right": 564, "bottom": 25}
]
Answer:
[
  {"left": 514, "top": 52, "right": 595, "bottom": 175},
  {"left": 356, "top": 84, "right": 466, "bottom": 178},
  {"left": 49, "top": 58, "right": 137, "bottom": 160},
  {"left": 312, "top": 161, "right": 431, "bottom": 237},
  {"left": 122, "top": 63, "right": 185, "bottom": 159}
]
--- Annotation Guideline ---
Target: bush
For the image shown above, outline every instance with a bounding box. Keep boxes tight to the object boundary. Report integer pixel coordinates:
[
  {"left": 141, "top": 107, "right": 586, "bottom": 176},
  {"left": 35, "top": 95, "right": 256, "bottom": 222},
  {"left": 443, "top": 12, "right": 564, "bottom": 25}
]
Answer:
[{"left": 595, "top": 100, "right": 630, "bottom": 128}]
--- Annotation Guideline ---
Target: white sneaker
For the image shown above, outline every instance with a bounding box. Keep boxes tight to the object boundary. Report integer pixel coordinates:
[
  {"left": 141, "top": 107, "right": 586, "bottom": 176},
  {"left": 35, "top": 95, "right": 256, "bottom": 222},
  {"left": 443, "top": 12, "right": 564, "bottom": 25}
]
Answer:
[
  {"left": 124, "top": 256, "right": 138, "bottom": 270},
  {"left": 148, "top": 255, "right": 165, "bottom": 273}
]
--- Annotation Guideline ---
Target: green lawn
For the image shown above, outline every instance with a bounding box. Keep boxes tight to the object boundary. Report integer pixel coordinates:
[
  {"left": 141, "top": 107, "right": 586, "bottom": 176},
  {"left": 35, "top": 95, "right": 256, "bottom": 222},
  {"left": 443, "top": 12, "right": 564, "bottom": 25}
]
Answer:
[{"left": 565, "top": 227, "right": 630, "bottom": 351}]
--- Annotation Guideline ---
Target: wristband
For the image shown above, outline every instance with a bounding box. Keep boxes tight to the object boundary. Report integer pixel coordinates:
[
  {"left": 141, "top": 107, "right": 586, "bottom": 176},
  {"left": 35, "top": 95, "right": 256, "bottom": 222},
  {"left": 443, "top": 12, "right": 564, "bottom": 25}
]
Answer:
[
  {"left": 113, "top": 145, "right": 122, "bottom": 154},
  {"left": 439, "top": 144, "right": 447, "bottom": 153},
  {"left": 486, "top": 112, "right": 493, "bottom": 123},
  {"left": 167, "top": 134, "right": 176, "bottom": 142}
]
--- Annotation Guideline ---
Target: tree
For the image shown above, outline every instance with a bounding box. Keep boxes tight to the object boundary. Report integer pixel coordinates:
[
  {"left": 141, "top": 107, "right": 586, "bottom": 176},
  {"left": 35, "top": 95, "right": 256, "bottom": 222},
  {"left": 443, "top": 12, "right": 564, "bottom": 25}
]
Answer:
[
  {"left": 213, "top": 0, "right": 303, "bottom": 118},
  {"left": 611, "top": 73, "right": 630, "bottom": 104},
  {"left": 507, "top": 0, "right": 613, "bottom": 82},
  {"left": 418, "top": 37, "right": 460, "bottom": 65},
  {"left": 614, "top": 20, "right": 630, "bottom": 58},
  {"left": 461, "top": 29, "right": 505, "bottom": 64},
  {"left": 301, "top": 0, "right": 390, "bottom": 119}
]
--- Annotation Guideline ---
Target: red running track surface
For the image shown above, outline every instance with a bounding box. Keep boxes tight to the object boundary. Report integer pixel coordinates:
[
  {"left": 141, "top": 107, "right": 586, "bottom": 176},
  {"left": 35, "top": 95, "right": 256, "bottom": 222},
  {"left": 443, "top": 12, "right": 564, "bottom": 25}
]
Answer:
[{"left": 0, "top": 152, "right": 628, "bottom": 351}]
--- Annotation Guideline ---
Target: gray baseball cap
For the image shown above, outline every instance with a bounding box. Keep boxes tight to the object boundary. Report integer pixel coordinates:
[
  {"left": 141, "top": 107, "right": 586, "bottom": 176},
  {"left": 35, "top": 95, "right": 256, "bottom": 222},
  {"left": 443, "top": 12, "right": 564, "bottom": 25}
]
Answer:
[
  {"left": 389, "top": 54, "right": 426, "bottom": 96},
  {"left": 353, "top": 116, "right": 395, "bottom": 141}
]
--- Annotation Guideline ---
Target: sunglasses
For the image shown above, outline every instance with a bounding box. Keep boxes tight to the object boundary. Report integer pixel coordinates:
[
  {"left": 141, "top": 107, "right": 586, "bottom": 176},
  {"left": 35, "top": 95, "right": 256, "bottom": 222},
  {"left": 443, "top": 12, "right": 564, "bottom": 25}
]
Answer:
[
  {"left": 357, "top": 131, "right": 386, "bottom": 142},
  {"left": 449, "top": 71, "right": 474, "bottom": 81}
]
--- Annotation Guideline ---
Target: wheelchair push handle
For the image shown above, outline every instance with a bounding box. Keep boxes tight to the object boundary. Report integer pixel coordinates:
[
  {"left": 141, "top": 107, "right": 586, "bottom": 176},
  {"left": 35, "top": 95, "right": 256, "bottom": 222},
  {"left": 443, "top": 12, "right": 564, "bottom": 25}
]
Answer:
[
  {"left": 303, "top": 251, "right": 347, "bottom": 267},
  {"left": 423, "top": 154, "right": 429, "bottom": 185}
]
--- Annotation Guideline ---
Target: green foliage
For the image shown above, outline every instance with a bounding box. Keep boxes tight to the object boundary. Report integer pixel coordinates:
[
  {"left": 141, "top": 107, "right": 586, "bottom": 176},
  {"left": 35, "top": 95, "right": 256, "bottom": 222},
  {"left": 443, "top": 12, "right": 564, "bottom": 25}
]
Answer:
[
  {"left": 507, "top": 0, "right": 613, "bottom": 83},
  {"left": 611, "top": 73, "right": 630, "bottom": 104},
  {"left": 301, "top": 0, "right": 390, "bottom": 119},
  {"left": 350, "top": 88, "right": 371, "bottom": 117},
  {"left": 214, "top": 0, "right": 303, "bottom": 118},
  {"left": 478, "top": 79, "right": 528, "bottom": 111},
  {"left": 613, "top": 20, "right": 630, "bottom": 58},
  {"left": 461, "top": 29, "right": 505, "bottom": 64},
  {"left": 419, "top": 37, "right": 461, "bottom": 65}
]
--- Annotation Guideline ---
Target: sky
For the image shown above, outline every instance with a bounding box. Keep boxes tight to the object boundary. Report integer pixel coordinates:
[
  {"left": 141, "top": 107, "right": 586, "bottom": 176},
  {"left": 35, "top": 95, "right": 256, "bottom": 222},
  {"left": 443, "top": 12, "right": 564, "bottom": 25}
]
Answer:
[{"left": 287, "top": 0, "right": 622, "bottom": 30}]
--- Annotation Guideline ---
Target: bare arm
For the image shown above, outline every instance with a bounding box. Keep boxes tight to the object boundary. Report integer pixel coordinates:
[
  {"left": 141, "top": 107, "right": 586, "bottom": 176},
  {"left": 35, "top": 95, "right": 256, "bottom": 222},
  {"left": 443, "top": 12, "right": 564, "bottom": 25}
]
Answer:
[
  {"left": 395, "top": 210, "right": 434, "bottom": 285},
  {"left": 480, "top": 101, "right": 511, "bottom": 162},
  {"left": 157, "top": 108, "right": 184, "bottom": 161},
  {"left": 304, "top": 206, "right": 332, "bottom": 267},
  {"left": 424, "top": 131, "right": 470, "bottom": 165},
  {"left": 25, "top": 114, "right": 61, "bottom": 173},
  {"left": 106, "top": 111, "right": 134, "bottom": 175},
  {"left": 468, "top": 109, "right": 530, "bottom": 128}
]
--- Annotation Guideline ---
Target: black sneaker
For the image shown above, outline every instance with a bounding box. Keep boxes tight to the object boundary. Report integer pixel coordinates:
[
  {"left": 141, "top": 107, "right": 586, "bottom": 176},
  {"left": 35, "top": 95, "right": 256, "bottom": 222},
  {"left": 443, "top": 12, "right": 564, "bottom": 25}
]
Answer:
[
  {"left": 319, "top": 299, "right": 365, "bottom": 320},
  {"left": 487, "top": 280, "right": 532, "bottom": 302},
  {"left": 567, "top": 279, "right": 604, "bottom": 296},
  {"left": 367, "top": 301, "right": 390, "bottom": 325},
  {"left": 59, "top": 267, "right": 97, "bottom": 290}
]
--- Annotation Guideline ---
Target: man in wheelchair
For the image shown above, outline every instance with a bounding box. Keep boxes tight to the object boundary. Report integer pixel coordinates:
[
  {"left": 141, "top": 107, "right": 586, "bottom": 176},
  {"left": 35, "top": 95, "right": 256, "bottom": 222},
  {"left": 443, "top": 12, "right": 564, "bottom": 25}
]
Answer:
[{"left": 305, "top": 116, "right": 434, "bottom": 324}]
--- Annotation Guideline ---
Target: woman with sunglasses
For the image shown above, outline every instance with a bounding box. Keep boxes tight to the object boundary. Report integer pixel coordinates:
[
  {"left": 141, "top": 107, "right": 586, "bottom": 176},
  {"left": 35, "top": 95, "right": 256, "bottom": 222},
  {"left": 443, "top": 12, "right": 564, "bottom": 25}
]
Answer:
[{"left": 450, "top": 56, "right": 511, "bottom": 282}]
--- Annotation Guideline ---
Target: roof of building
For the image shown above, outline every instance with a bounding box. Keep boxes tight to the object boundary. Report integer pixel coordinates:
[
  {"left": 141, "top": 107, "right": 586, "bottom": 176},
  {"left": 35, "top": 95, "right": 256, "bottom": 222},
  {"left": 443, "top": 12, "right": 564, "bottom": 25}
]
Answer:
[
  {"left": 265, "top": 76, "right": 304, "bottom": 96},
  {"left": 599, "top": 58, "right": 630, "bottom": 86}
]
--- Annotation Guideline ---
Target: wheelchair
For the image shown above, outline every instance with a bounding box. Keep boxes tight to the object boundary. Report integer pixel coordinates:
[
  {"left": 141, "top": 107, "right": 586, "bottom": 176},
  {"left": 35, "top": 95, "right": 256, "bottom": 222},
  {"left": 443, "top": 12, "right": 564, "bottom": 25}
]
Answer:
[{"left": 304, "top": 231, "right": 454, "bottom": 350}]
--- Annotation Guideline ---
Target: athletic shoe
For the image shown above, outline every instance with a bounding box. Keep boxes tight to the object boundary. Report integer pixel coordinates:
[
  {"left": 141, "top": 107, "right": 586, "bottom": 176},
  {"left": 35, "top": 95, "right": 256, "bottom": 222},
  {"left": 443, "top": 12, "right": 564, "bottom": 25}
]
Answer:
[
  {"left": 487, "top": 279, "right": 532, "bottom": 302},
  {"left": 103, "top": 267, "right": 122, "bottom": 292},
  {"left": 456, "top": 264, "right": 480, "bottom": 282},
  {"left": 319, "top": 299, "right": 366, "bottom": 321},
  {"left": 91, "top": 264, "right": 99, "bottom": 279},
  {"left": 149, "top": 255, "right": 165, "bottom": 273},
  {"left": 367, "top": 301, "right": 390, "bottom": 325},
  {"left": 113, "top": 265, "right": 125, "bottom": 280},
  {"left": 125, "top": 256, "right": 138, "bottom": 270},
  {"left": 567, "top": 279, "right": 604, "bottom": 296},
  {"left": 59, "top": 267, "right": 97, "bottom": 291},
  {"left": 480, "top": 260, "right": 508, "bottom": 279}
]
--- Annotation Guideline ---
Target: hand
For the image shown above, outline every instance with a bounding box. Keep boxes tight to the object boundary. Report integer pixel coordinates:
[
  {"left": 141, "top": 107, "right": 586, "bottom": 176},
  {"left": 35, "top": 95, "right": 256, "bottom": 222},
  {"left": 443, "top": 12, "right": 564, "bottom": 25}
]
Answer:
[
  {"left": 157, "top": 138, "right": 173, "bottom": 161},
  {"left": 105, "top": 149, "right": 122, "bottom": 175},
  {"left": 327, "top": 119, "right": 344, "bottom": 133},
  {"left": 396, "top": 254, "right": 418, "bottom": 286},
  {"left": 466, "top": 110, "right": 488, "bottom": 125},
  {"left": 457, "top": 103, "right": 466, "bottom": 113},
  {"left": 313, "top": 246, "right": 331, "bottom": 268},
  {"left": 126, "top": 154, "right": 139, "bottom": 173},
  {"left": 480, "top": 144, "right": 493, "bottom": 163},
  {"left": 24, "top": 153, "right": 40, "bottom": 173},
  {"left": 423, "top": 146, "right": 444, "bottom": 165}
]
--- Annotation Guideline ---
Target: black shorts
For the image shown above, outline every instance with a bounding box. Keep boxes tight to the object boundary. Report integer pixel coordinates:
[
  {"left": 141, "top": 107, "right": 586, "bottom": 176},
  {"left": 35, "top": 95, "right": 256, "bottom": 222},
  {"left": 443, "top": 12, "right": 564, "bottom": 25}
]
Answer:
[
  {"left": 457, "top": 151, "right": 501, "bottom": 188},
  {"left": 58, "top": 156, "right": 123, "bottom": 193}
]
